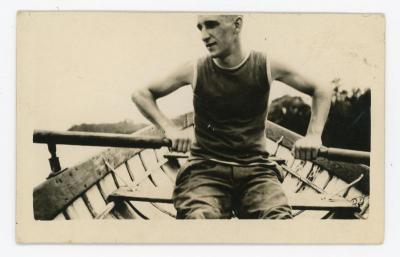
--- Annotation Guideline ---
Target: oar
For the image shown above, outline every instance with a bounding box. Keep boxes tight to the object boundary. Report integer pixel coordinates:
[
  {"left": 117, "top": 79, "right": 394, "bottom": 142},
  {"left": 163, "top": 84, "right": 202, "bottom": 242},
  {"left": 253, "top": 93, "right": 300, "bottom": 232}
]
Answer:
[
  {"left": 33, "top": 130, "right": 171, "bottom": 149},
  {"left": 33, "top": 130, "right": 370, "bottom": 164},
  {"left": 318, "top": 146, "right": 370, "bottom": 165}
]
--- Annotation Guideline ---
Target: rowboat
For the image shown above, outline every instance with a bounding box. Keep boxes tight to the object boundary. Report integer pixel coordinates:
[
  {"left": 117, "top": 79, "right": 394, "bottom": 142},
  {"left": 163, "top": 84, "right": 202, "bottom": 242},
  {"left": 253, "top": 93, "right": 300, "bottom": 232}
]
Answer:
[{"left": 32, "top": 112, "right": 370, "bottom": 220}]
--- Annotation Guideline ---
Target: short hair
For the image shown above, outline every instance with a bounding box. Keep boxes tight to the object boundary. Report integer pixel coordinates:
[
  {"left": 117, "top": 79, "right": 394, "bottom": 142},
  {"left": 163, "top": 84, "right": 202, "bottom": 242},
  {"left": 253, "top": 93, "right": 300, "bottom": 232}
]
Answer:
[{"left": 222, "top": 15, "right": 243, "bottom": 23}]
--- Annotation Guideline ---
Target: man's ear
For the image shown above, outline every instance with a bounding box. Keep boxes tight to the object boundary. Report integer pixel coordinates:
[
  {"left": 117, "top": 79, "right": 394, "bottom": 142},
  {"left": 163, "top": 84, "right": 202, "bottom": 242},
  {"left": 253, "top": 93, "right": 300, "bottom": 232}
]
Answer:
[{"left": 233, "top": 16, "right": 243, "bottom": 34}]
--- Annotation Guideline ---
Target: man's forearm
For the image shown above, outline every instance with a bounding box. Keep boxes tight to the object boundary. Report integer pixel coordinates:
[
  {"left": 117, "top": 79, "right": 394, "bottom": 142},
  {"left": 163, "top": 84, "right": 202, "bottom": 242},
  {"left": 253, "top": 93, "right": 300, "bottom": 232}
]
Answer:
[
  {"left": 306, "top": 86, "right": 333, "bottom": 137},
  {"left": 131, "top": 89, "right": 176, "bottom": 132}
]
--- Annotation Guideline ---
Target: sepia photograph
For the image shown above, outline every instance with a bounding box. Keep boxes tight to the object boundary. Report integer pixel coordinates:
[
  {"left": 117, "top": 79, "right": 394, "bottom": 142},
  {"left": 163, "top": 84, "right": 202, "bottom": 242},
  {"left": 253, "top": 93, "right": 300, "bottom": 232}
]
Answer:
[{"left": 16, "top": 12, "right": 384, "bottom": 243}]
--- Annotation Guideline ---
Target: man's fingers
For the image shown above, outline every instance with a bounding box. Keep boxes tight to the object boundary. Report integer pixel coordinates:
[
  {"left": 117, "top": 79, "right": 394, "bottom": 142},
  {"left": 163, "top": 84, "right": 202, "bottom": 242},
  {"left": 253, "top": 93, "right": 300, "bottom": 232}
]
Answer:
[
  {"left": 311, "top": 148, "right": 318, "bottom": 159},
  {"left": 295, "top": 148, "right": 300, "bottom": 159},
  {"left": 181, "top": 140, "right": 189, "bottom": 153},
  {"left": 305, "top": 149, "right": 311, "bottom": 161},
  {"left": 292, "top": 137, "right": 322, "bottom": 160},
  {"left": 299, "top": 149, "right": 306, "bottom": 160},
  {"left": 177, "top": 139, "right": 184, "bottom": 152},
  {"left": 171, "top": 139, "right": 178, "bottom": 151},
  {"left": 305, "top": 147, "right": 319, "bottom": 160},
  {"left": 185, "top": 139, "right": 192, "bottom": 152}
]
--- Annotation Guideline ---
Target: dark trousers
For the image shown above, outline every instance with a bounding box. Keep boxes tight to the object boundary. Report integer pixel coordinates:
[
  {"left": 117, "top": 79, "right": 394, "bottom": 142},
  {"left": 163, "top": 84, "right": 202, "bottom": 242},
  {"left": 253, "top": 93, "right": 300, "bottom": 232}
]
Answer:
[{"left": 173, "top": 159, "right": 293, "bottom": 219}]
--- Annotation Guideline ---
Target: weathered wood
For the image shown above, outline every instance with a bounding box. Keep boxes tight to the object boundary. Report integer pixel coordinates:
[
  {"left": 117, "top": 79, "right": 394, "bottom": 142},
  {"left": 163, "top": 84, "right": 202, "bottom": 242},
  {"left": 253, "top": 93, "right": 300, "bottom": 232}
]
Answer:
[
  {"left": 66, "top": 197, "right": 93, "bottom": 219},
  {"left": 109, "top": 186, "right": 358, "bottom": 212},
  {"left": 33, "top": 112, "right": 368, "bottom": 220},
  {"left": 266, "top": 121, "right": 369, "bottom": 193},
  {"left": 33, "top": 113, "right": 193, "bottom": 220},
  {"left": 287, "top": 193, "right": 360, "bottom": 212},
  {"left": 128, "top": 201, "right": 174, "bottom": 219},
  {"left": 84, "top": 186, "right": 107, "bottom": 216},
  {"left": 95, "top": 202, "right": 115, "bottom": 219},
  {"left": 33, "top": 147, "right": 138, "bottom": 220},
  {"left": 99, "top": 174, "right": 118, "bottom": 199},
  {"left": 109, "top": 186, "right": 173, "bottom": 204}
]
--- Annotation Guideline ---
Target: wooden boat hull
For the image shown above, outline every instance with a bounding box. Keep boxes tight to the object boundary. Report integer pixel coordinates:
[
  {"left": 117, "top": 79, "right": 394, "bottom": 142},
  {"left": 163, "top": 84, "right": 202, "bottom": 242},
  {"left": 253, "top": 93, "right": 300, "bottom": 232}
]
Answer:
[{"left": 33, "top": 112, "right": 369, "bottom": 220}]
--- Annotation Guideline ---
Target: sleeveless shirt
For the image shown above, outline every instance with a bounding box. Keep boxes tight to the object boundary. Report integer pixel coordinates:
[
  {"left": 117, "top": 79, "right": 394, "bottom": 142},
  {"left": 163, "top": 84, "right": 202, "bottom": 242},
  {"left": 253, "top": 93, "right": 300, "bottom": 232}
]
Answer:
[{"left": 190, "top": 50, "right": 272, "bottom": 165}]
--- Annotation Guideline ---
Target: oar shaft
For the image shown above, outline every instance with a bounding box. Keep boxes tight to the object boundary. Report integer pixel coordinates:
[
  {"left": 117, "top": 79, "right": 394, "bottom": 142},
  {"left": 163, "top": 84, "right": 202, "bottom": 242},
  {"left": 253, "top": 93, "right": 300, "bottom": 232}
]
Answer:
[
  {"left": 33, "top": 130, "right": 370, "bottom": 164},
  {"left": 318, "top": 146, "right": 370, "bottom": 165},
  {"left": 33, "top": 130, "right": 171, "bottom": 149}
]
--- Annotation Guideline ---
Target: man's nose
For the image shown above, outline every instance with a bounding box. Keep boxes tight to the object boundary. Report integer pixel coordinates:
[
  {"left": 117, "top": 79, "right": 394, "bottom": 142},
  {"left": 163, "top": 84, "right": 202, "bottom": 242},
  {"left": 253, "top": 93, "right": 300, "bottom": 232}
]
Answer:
[{"left": 201, "top": 29, "right": 211, "bottom": 42}]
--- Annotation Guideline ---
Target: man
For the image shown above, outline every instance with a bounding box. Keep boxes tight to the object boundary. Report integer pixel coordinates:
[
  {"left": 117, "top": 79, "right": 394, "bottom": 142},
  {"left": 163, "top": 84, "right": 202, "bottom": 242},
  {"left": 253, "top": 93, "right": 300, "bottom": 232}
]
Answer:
[{"left": 131, "top": 15, "right": 332, "bottom": 219}]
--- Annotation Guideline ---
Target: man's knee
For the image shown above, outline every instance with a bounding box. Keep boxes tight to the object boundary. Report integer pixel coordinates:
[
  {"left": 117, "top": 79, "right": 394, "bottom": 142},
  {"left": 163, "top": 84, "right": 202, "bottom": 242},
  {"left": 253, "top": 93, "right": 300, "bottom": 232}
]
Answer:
[{"left": 258, "top": 205, "right": 293, "bottom": 219}]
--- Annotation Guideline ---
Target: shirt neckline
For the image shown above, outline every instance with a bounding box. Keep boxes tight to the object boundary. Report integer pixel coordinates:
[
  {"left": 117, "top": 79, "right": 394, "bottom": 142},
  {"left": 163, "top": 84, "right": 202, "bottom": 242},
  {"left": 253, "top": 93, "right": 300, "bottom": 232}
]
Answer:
[{"left": 212, "top": 50, "right": 252, "bottom": 71}]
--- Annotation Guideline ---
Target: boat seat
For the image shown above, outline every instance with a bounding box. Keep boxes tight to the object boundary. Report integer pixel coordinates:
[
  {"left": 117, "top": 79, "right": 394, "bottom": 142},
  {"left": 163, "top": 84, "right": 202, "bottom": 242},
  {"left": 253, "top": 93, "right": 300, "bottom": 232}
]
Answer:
[
  {"left": 108, "top": 186, "right": 360, "bottom": 213},
  {"left": 163, "top": 153, "right": 287, "bottom": 165},
  {"left": 108, "top": 186, "right": 173, "bottom": 204}
]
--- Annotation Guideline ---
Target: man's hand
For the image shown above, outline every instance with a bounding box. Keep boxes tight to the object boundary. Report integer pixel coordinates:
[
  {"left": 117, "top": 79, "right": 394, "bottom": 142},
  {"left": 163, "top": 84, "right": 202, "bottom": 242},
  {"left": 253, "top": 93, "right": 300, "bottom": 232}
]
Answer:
[
  {"left": 292, "top": 135, "right": 322, "bottom": 161},
  {"left": 164, "top": 126, "right": 193, "bottom": 153}
]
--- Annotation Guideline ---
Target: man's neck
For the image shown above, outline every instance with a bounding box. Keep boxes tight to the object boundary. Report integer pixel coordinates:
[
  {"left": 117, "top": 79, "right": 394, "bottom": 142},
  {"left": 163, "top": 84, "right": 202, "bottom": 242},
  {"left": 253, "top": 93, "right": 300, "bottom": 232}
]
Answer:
[{"left": 213, "top": 46, "right": 249, "bottom": 69}]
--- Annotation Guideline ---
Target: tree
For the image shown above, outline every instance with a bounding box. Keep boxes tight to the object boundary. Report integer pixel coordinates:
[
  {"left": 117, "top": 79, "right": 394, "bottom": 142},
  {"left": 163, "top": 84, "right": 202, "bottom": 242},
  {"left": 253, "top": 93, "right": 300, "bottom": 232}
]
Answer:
[{"left": 267, "top": 86, "right": 371, "bottom": 151}]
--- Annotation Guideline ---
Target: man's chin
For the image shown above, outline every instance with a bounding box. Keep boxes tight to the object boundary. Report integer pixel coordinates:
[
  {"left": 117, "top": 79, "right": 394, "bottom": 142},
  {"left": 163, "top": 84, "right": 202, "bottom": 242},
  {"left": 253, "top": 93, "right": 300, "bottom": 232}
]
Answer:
[{"left": 208, "top": 50, "right": 221, "bottom": 58}]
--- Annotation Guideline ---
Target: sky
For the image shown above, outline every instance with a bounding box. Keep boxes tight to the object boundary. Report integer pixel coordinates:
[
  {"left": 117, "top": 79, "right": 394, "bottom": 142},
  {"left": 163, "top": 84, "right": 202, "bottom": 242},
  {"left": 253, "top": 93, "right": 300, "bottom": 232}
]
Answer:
[{"left": 18, "top": 12, "right": 383, "bottom": 131}]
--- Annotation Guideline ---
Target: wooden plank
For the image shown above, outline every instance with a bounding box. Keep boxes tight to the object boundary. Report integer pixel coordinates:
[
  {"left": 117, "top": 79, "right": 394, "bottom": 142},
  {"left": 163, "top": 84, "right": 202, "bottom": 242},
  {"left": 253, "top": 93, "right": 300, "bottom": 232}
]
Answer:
[
  {"left": 65, "top": 204, "right": 80, "bottom": 219},
  {"left": 152, "top": 202, "right": 177, "bottom": 217},
  {"left": 109, "top": 187, "right": 358, "bottom": 212},
  {"left": 128, "top": 201, "right": 174, "bottom": 219},
  {"left": 324, "top": 177, "right": 349, "bottom": 196},
  {"left": 282, "top": 161, "right": 318, "bottom": 194},
  {"left": 114, "top": 164, "right": 133, "bottom": 187},
  {"left": 65, "top": 197, "right": 93, "bottom": 219},
  {"left": 265, "top": 138, "right": 278, "bottom": 156},
  {"left": 148, "top": 167, "right": 175, "bottom": 192},
  {"left": 296, "top": 165, "right": 323, "bottom": 195},
  {"left": 95, "top": 202, "right": 115, "bottom": 219},
  {"left": 296, "top": 161, "right": 313, "bottom": 177},
  {"left": 84, "top": 185, "right": 107, "bottom": 216},
  {"left": 99, "top": 173, "right": 118, "bottom": 198},
  {"left": 312, "top": 169, "right": 332, "bottom": 189},
  {"left": 161, "top": 162, "right": 179, "bottom": 182},
  {"left": 287, "top": 193, "right": 359, "bottom": 212},
  {"left": 154, "top": 147, "right": 169, "bottom": 163},
  {"left": 124, "top": 161, "right": 135, "bottom": 181},
  {"left": 109, "top": 186, "right": 173, "bottom": 204},
  {"left": 140, "top": 149, "right": 160, "bottom": 171},
  {"left": 293, "top": 210, "right": 331, "bottom": 219},
  {"left": 276, "top": 146, "right": 294, "bottom": 166},
  {"left": 127, "top": 155, "right": 147, "bottom": 182}
]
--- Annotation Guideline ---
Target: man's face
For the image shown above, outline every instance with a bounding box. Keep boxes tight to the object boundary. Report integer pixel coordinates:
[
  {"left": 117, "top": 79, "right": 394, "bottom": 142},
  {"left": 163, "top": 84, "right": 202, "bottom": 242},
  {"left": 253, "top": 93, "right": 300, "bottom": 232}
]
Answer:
[{"left": 197, "top": 15, "right": 240, "bottom": 58}]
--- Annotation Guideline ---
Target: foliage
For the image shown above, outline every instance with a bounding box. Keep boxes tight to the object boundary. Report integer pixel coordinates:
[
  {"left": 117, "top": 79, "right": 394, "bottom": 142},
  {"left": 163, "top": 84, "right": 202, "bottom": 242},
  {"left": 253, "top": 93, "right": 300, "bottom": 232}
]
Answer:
[{"left": 267, "top": 86, "right": 371, "bottom": 151}]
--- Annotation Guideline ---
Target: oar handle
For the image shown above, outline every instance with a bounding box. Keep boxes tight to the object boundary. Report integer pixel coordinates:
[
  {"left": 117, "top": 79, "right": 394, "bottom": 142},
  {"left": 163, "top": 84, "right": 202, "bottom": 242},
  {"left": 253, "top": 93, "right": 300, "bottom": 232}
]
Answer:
[
  {"left": 318, "top": 146, "right": 370, "bottom": 165},
  {"left": 33, "top": 130, "right": 172, "bottom": 149}
]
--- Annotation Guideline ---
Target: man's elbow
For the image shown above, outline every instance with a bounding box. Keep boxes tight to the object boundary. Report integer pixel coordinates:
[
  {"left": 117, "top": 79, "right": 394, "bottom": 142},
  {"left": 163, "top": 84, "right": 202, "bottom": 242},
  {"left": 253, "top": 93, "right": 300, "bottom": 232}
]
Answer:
[
  {"left": 131, "top": 88, "right": 153, "bottom": 103},
  {"left": 314, "top": 83, "right": 334, "bottom": 99}
]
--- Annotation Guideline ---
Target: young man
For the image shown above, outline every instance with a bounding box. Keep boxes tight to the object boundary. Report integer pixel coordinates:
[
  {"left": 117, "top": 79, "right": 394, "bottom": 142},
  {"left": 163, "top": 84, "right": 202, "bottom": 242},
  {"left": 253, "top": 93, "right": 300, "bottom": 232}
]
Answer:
[{"left": 131, "top": 15, "right": 332, "bottom": 219}]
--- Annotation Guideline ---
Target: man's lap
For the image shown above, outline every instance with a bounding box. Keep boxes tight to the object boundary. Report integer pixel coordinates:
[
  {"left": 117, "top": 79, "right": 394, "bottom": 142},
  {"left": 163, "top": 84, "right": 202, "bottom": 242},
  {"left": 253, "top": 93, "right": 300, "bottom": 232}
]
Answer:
[{"left": 172, "top": 159, "right": 292, "bottom": 219}]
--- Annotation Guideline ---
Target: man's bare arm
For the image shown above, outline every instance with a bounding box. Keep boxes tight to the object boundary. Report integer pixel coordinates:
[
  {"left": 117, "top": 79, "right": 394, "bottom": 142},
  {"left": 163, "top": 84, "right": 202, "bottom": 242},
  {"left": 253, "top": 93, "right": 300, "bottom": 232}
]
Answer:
[
  {"left": 131, "top": 61, "right": 194, "bottom": 152},
  {"left": 270, "top": 59, "right": 333, "bottom": 160}
]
